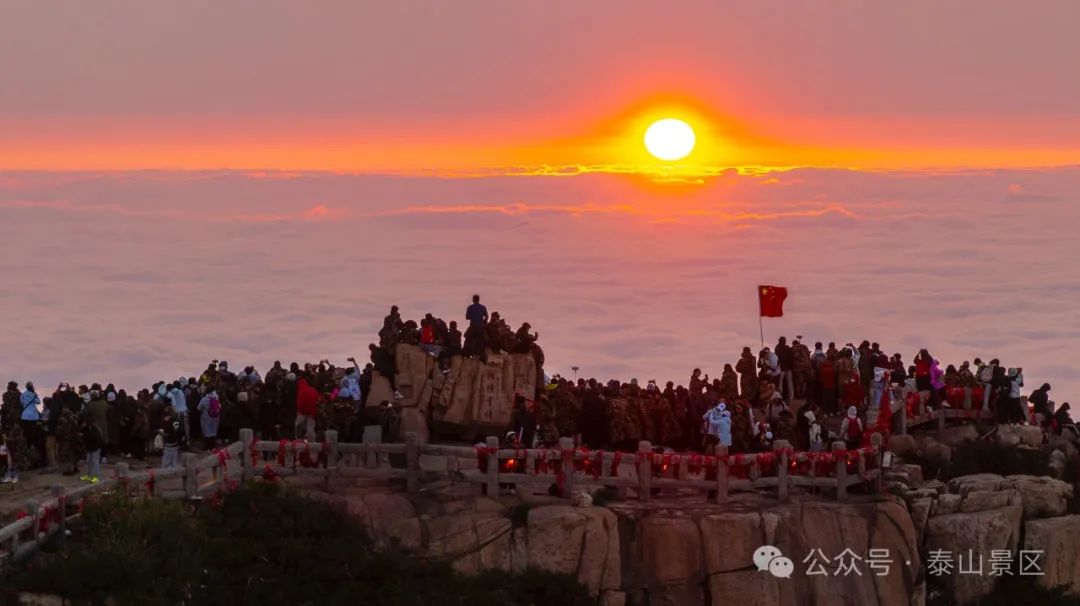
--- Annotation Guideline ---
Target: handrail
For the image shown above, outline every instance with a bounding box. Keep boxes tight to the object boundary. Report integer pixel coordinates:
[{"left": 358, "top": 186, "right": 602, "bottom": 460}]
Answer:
[{"left": 1, "top": 426, "right": 887, "bottom": 568}]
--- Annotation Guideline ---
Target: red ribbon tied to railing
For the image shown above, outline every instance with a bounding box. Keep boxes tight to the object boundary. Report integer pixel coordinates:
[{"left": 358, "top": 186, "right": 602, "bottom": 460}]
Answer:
[{"left": 277, "top": 440, "right": 289, "bottom": 466}]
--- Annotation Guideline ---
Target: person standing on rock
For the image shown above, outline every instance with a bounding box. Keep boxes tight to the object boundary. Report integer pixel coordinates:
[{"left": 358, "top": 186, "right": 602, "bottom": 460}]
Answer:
[
  {"left": 775, "top": 337, "right": 794, "bottom": 401},
  {"left": 464, "top": 294, "right": 488, "bottom": 358},
  {"left": 736, "top": 347, "right": 757, "bottom": 402},
  {"left": 718, "top": 364, "right": 739, "bottom": 401},
  {"left": 1030, "top": 383, "right": 1052, "bottom": 428},
  {"left": 975, "top": 358, "right": 997, "bottom": 410},
  {"left": 369, "top": 343, "right": 404, "bottom": 400}
]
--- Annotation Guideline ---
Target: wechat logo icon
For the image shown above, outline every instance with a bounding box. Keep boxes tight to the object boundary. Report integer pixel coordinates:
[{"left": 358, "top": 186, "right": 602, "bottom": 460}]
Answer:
[{"left": 753, "top": 545, "right": 794, "bottom": 579}]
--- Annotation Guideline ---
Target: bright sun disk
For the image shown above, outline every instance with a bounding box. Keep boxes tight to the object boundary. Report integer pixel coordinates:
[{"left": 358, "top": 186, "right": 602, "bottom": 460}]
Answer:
[{"left": 644, "top": 118, "right": 696, "bottom": 161}]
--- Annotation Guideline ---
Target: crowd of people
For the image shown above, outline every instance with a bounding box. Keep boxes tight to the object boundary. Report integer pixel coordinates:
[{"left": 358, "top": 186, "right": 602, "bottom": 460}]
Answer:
[
  {"left": 0, "top": 295, "right": 543, "bottom": 484},
  {"left": 516, "top": 338, "right": 1072, "bottom": 457},
  {"left": 1, "top": 299, "right": 1071, "bottom": 485}
]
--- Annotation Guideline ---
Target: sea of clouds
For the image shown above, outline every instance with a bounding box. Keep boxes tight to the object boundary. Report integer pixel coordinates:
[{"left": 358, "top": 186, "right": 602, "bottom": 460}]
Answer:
[{"left": 1, "top": 167, "right": 1076, "bottom": 402}]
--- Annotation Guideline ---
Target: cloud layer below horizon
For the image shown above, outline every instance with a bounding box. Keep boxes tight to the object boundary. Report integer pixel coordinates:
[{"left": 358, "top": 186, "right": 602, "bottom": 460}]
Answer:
[{"left": 1, "top": 168, "right": 1077, "bottom": 401}]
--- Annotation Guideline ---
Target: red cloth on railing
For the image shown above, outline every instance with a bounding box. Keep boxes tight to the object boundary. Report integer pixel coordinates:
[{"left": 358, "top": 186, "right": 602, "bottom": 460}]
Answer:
[
  {"left": 475, "top": 445, "right": 497, "bottom": 473},
  {"left": 972, "top": 386, "right": 985, "bottom": 409},
  {"left": 946, "top": 387, "right": 965, "bottom": 407}
]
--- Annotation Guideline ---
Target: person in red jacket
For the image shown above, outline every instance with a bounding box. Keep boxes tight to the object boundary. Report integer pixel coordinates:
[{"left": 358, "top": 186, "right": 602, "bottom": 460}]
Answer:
[{"left": 294, "top": 378, "right": 319, "bottom": 440}]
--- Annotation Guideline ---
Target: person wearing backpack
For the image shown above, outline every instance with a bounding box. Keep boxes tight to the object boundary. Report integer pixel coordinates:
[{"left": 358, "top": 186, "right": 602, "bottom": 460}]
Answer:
[
  {"left": 197, "top": 389, "right": 222, "bottom": 449},
  {"left": 839, "top": 406, "right": 864, "bottom": 450}
]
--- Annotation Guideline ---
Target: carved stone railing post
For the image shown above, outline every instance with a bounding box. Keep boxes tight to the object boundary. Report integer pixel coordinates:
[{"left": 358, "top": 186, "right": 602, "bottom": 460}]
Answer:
[
  {"left": 637, "top": 441, "right": 652, "bottom": 502},
  {"left": 715, "top": 445, "right": 729, "bottom": 504},
  {"left": 558, "top": 437, "right": 575, "bottom": 499},
  {"left": 484, "top": 436, "right": 499, "bottom": 497},
  {"left": 773, "top": 440, "right": 790, "bottom": 501},
  {"left": 182, "top": 453, "right": 198, "bottom": 499},
  {"left": 240, "top": 428, "right": 254, "bottom": 482},
  {"left": 51, "top": 485, "right": 66, "bottom": 546},
  {"left": 833, "top": 440, "right": 848, "bottom": 501}
]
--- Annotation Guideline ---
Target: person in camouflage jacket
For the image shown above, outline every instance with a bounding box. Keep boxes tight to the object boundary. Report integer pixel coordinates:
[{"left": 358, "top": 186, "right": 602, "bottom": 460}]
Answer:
[
  {"left": 718, "top": 365, "right": 739, "bottom": 401},
  {"left": 735, "top": 349, "right": 758, "bottom": 402},
  {"left": 55, "top": 407, "right": 84, "bottom": 475}
]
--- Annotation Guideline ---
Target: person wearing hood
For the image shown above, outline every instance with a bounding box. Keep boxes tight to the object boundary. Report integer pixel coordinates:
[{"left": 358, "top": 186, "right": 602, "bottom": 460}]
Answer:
[
  {"left": 1030, "top": 383, "right": 1052, "bottom": 427},
  {"left": 929, "top": 358, "right": 946, "bottom": 403},
  {"left": 369, "top": 343, "right": 404, "bottom": 400},
  {"left": 238, "top": 366, "right": 262, "bottom": 386},
  {"left": 839, "top": 406, "right": 864, "bottom": 450},
  {"left": 19, "top": 381, "right": 44, "bottom": 467},
  {"left": 294, "top": 377, "right": 319, "bottom": 440},
  {"left": 197, "top": 389, "right": 222, "bottom": 448},
  {"left": 718, "top": 365, "right": 739, "bottom": 401},
  {"left": 735, "top": 347, "right": 758, "bottom": 402},
  {"left": 1005, "top": 368, "right": 1025, "bottom": 424},
  {"left": 702, "top": 402, "right": 730, "bottom": 448},
  {"left": 85, "top": 389, "right": 110, "bottom": 459},
  {"left": 806, "top": 411, "right": 823, "bottom": 451},
  {"left": 167, "top": 381, "right": 190, "bottom": 447}
]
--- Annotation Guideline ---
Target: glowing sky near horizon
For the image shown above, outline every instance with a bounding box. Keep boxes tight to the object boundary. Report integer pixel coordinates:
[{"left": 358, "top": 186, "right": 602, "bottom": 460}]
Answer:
[
  {"left": 2, "top": 3, "right": 1080, "bottom": 403},
  {"left": 2, "top": 1, "right": 1080, "bottom": 171}
]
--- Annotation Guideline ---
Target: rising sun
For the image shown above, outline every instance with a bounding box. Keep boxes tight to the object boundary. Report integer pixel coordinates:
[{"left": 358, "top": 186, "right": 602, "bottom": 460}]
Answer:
[{"left": 643, "top": 118, "right": 696, "bottom": 161}]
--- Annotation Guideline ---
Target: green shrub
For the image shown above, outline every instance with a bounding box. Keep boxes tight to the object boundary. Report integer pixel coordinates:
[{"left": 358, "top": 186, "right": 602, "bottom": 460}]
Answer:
[{"left": 5, "top": 484, "right": 593, "bottom": 606}]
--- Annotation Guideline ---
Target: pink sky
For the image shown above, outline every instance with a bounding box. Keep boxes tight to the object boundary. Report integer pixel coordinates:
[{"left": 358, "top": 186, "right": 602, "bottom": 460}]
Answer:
[
  {"left": 1, "top": 4, "right": 1078, "bottom": 402},
  {"left": 2, "top": 2, "right": 1080, "bottom": 169}
]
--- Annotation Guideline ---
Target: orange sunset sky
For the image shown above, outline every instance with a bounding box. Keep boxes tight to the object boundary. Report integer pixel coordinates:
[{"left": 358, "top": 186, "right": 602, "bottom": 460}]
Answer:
[{"left": 2, "top": 1, "right": 1080, "bottom": 173}]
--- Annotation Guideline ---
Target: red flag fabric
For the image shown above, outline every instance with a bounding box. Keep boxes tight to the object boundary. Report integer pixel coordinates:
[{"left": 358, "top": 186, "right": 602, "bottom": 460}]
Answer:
[{"left": 758, "top": 285, "right": 788, "bottom": 317}]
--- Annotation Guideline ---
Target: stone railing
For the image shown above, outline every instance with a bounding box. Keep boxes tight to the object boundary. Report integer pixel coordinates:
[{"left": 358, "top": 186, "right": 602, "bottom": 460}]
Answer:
[
  {"left": 1, "top": 428, "right": 883, "bottom": 566},
  {"left": 897, "top": 398, "right": 994, "bottom": 434}
]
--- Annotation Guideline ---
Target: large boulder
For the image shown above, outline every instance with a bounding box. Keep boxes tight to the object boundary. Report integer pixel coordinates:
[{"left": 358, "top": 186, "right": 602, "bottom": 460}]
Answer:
[
  {"left": 699, "top": 512, "right": 769, "bottom": 573},
  {"left": 339, "top": 491, "right": 423, "bottom": 550},
  {"left": 526, "top": 505, "right": 621, "bottom": 596},
  {"left": 909, "top": 498, "right": 932, "bottom": 542},
  {"left": 947, "top": 473, "right": 1005, "bottom": 496},
  {"left": 924, "top": 506, "right": 1023, "bottom": 604},
  {"left": 638, "top": 515, "right": 703, "bottom": 585},
  {"left": 938, "top": 424, "right": 980, "bottom": 447},
  {"left": 708, "top": 571, "right": 782, "bottom": 606},
  {"left": 996, "top": 425, "right": 1045, "bottom": 449},
  {"left": 769, "top": 500, "right": 920, "bottom": 606},
  {"left": 394, "top": 344, "right": 437, "bottom": 409},
  {"left": 889, "top": 434, "right": 916, "bottom": 457},
  {"left": 1024, "top": 515, "right": 1080, "bottom": 594},
  {"left": 958, "top": 489, "right": 1019, "bottom": 513},
  {"left": 367, "top": 372, "right": 395, "bottom": 407},
  {"left": 1005, "top": 475, "right": 1072, "bottom": 519},
  {"left": 397, "top": 407, "right": 430, "bottom": 444},
  {"left": 424, "top": 508, "right": 512, "bottom": 574}
]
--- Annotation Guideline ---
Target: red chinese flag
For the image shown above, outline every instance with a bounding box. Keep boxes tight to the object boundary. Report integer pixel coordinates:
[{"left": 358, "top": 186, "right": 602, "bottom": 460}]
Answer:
[{"left": 758, "top": 285, "right": 788, "bottom": 317}]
